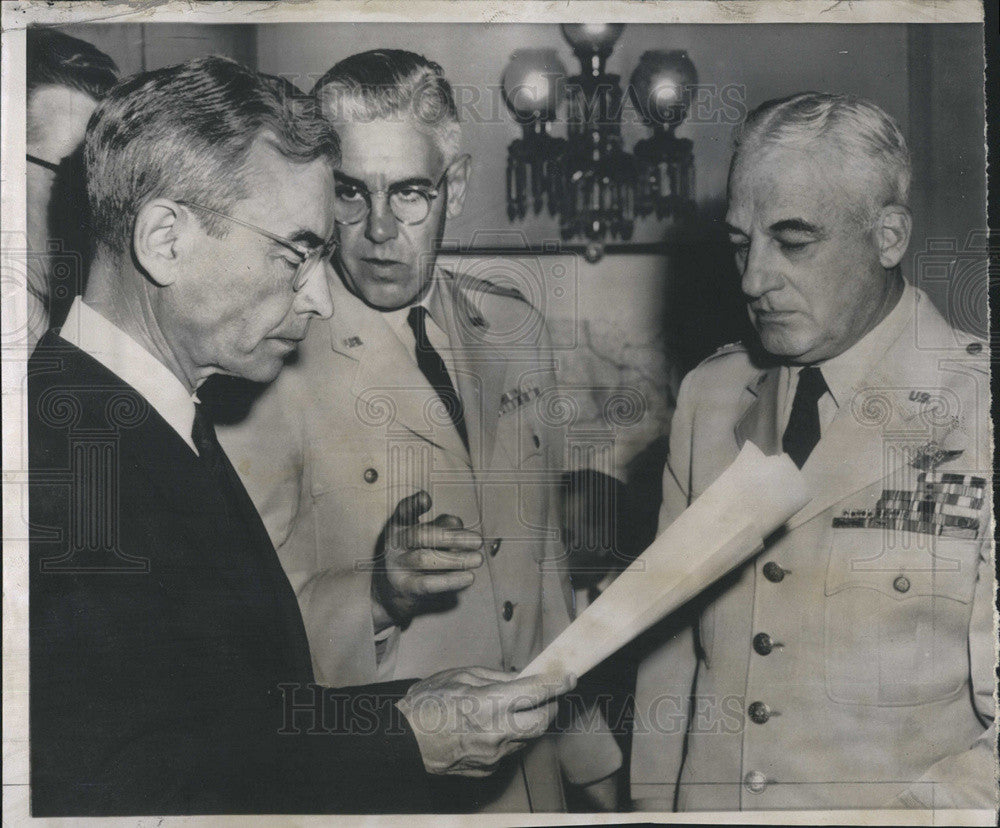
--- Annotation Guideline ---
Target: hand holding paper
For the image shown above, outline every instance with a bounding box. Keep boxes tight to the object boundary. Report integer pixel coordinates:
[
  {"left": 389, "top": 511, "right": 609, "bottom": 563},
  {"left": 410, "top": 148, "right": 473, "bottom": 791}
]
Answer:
[{"left": 520, "top": 441, "right": 810, "bottom": 680}]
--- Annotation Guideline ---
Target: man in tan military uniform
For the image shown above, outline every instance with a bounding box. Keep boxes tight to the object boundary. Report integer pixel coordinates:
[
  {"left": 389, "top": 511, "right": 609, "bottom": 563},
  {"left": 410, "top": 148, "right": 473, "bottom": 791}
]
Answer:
[
  {"left": 218, "top": 50, "right": 620, "bottom": 811},
  {"left": 631, "top": 92, "right": 995, "bottom": 812}
]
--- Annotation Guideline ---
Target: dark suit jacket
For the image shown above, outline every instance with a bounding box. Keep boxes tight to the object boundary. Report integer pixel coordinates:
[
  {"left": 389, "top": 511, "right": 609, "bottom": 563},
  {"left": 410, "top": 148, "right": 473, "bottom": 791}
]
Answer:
[{"left": 29, "top": 331, "right": 432, "bottom": 815}]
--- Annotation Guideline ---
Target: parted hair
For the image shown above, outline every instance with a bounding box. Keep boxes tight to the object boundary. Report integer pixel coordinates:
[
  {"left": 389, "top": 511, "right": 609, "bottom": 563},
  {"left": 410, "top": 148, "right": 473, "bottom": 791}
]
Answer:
[
  {"left": 85, "top": 56, "right": 340, "bottom": 256},
  {"left": 731, "top": 92, "right": 911, "bottom": 224},
  {"left": 312, "top": 49, "right": 461, "bottom": 164}
]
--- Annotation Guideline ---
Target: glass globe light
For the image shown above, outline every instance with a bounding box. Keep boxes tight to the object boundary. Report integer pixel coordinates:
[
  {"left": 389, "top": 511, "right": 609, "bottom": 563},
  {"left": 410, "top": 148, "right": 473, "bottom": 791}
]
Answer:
[
  {"left": 629, "top": 50, "right": 699, "bottom": 127},
  {"left": 561, "top": 23, "right": 626, "bottom": 55},
  {"left": 502, "top": 49, "right": 567, "bottom": 122}
]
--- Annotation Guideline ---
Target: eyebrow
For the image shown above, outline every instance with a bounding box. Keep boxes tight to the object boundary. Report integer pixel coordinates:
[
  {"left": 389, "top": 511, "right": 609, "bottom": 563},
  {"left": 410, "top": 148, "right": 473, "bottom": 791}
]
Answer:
[
  {"left": 334, "top": 172, "right": 436, "bottom": 190},
  {"left": 769, "top": 218, "right": 822, "bottom": 234},
  {"left": 289, "top": 230, "right": 326, "bottom": 248}
]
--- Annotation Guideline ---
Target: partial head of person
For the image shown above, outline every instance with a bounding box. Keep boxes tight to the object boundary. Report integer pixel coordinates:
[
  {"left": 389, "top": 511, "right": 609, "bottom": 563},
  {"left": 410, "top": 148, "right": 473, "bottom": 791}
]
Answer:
[
  {"left": 27, "top": 26, "right": 118, "bottom": 169},
  {"left": 26, "top": 27, "right": 118, "bottom": 339},
  {"left": 312, "top": 49, "right": 471, "bottom": 310},
  {"left": 725, "top": 92, "right": 912, "bottom": 365},
  {"left": 85, "top": 56, "right": 340, "bottom": 389}
]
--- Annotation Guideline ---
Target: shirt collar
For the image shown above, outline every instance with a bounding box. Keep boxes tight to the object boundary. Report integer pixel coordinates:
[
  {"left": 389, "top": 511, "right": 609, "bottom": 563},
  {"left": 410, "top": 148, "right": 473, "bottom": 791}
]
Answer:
[
  {"left": 813, "top": 280, "right": 913, "bottom": 408},
  {"left": 58, "top": 296, "right": 200, "bottom": 454},
  {"left": 382, "top": 273, "right": 442, "bottom": 337}
]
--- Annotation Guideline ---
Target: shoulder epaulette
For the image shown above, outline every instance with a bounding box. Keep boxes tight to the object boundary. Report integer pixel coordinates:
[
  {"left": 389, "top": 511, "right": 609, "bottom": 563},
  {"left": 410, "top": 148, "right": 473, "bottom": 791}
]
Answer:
[
  {"left": 700, "top": 340, "right": 747, "bottom": 364},
  {"left": 463, "top": 275, "right": 528, "bottom": 303}
]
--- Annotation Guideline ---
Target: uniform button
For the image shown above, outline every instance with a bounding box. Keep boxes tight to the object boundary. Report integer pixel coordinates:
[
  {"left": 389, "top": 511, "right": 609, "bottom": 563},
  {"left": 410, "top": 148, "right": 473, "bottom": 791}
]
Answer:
[
  {"left": 502, "top": 601, "right": 515, "bottom": 621},
  {"left": 762, "top": 561, "right": 786, "bottom": 582},
  {"left": 966, "top": 341, "right": 983, "bottom": 355},
  {"left": 893, "top": 575, "right": 911, "bottom": 593},
  {"left": 490, "top": 538, "right": 502, "bottom": 557},
  {"left": 748, "top": 701, "right": 771, "bottom": 724},
  {"left": 753, "top": 632, "right": 774, "bottom": 656},
  {"left": 363, "top": 467, "right": 378, "bottom": 484},
  {"left": 744, "top": 770, "right": 768, "bottom": 794}
]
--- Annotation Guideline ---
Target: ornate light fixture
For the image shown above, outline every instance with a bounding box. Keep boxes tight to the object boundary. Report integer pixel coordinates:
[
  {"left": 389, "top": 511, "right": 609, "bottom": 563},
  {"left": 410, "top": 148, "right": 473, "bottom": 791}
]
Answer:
[
  {"left": 502, "top": 49, "right": 567, "bottom": 221},
  {"left": 502, "top": 25, "right": 697, "bottom": 246},
  {"left": 630, "top": 50, "right": 699, "bottom": 220}
]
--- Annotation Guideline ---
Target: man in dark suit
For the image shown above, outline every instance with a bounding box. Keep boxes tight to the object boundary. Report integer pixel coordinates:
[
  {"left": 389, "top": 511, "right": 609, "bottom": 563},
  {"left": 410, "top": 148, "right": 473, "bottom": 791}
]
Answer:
[{"left": 29, "top": 56, "right": 571, "bottom": 817}]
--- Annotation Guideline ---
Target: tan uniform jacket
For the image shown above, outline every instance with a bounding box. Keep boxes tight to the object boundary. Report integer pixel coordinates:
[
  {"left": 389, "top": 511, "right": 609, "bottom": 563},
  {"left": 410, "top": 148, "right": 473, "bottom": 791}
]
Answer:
[
  {"left": 631, "top": 287, "right": 995, "bottom": 812},
  {"left": 219, "top": 269, "right": 620, "bottom": 809}
]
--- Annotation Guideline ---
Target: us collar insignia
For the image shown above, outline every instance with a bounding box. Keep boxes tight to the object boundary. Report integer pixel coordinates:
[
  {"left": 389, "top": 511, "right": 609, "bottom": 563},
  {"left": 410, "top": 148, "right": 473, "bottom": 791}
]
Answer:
[
  {"left": 342, "top": 335, "right": 363, "bottom": 348},
  {"left": 910, "top": 441, "right": 964, "bottom": 471}
]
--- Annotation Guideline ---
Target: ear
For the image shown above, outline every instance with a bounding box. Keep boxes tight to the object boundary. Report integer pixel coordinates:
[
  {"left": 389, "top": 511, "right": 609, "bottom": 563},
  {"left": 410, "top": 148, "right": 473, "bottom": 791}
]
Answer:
[
  {"left": 445, "top": 154, "right": 471, "bottom": 219},
  {"left": 873, "top": 204, "right": 912, "bottom": 269},
  {"left": 133, "top": 199, "right": 190, "bottom": 287}
]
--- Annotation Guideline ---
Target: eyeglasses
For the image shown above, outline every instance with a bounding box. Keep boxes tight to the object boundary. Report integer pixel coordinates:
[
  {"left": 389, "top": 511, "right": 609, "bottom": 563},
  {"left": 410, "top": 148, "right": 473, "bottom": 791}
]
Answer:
[
  {"left": 177, "top": 200, "right": 337, "bottom": 291},
  {"left": 27, "top": 153, "right": 61, "bottom": 174},
  {"left": 333, "top": 168, "right": 450, "bottom": 227}
]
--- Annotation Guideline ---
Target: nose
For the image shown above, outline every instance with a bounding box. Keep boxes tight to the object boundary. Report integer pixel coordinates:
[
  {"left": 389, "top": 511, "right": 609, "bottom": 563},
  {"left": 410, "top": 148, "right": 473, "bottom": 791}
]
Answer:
[
  {"left": 295, "top": 259, "right": 334, "bottom": 320},
  {"left": 365, "top": 192, "right": 398, "bottom": 245},
  {"left": 740, "top": 237, "right": 782, "bottom": 300}
]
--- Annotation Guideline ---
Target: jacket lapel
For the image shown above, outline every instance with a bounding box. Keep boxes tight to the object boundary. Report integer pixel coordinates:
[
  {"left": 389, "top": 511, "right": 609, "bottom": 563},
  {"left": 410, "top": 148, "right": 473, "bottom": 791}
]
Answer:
[
  {"left": 432, "top": 273, "right": 508, "bottom": 471},
  {"left": 327, "top": 277, "right": 471, "bottom": 465},
  {"left": 734, "top": 369, "right": 781, "bottom": 456},
  {"left": 732, "top": 292, "right": 963, "bottom": 532}
]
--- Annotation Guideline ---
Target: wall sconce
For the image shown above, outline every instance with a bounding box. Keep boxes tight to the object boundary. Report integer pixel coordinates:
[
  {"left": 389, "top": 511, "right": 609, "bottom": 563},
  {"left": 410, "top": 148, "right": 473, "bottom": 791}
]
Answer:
[
  {"left": 502, "top": 25, "right": 697, "bottom": 248},
  {"left": 630, "top": 50, "right": 698, "bottom": 220},
  {"left": 502, "top": 49, "right": 567, "bottom": 221}
]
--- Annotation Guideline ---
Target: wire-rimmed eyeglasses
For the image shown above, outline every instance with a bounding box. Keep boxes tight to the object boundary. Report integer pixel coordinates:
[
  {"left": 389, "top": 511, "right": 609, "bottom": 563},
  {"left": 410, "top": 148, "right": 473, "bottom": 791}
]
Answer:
[
  {"left": 333, "top": 167, "right": 452, "bottom": 227},
  {"left": 177, "top": 200, "right": 337, "bottom": 291}
]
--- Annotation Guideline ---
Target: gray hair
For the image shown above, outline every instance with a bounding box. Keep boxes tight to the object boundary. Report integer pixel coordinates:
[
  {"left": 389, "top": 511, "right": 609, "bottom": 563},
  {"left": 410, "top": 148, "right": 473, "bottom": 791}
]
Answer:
[
  {"left": 730, "top": 92, "right": 911, "bottom": 225},
  {"left": 311, "top": 49, "right": 461, "bottom": 164},
  {"left": 86, "top": 56, "right": 340, "bottom": 257}
]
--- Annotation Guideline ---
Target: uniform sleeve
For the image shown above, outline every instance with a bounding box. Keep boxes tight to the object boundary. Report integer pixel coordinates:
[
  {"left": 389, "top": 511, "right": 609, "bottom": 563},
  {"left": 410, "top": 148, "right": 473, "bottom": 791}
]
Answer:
[
  {"left": 630, "top": 369, "right": 701, "bottom": 811},
  {"left": 537, "top": 317, "right": 575, "bottom": 641},
  {"left": 523, "top": 316, "right": 624, "bottom": 786},
  {"left": 889, "top": 512, "right": 998, "bottom": 811}
]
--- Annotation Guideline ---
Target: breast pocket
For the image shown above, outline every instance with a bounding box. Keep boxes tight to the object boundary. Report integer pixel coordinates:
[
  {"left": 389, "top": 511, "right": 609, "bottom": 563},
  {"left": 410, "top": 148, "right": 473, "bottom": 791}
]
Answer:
[{"left": 824, "top": 529, "right": 980, "bottom": 706}]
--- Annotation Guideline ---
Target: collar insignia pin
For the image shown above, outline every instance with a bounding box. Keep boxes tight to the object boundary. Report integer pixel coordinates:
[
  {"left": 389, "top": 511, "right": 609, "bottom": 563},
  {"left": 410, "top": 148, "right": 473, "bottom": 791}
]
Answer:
[{"left": 910, "top": 441, "right": 963, "bottom": 471}]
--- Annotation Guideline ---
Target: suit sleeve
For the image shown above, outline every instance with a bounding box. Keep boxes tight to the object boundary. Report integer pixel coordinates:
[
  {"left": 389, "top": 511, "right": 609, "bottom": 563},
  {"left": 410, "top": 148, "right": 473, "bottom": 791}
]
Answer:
[
  {"left": 31, "top": 570, "right": 431, "bottom": 815},
  {"left": 630, "top": 369, "right": 701, "bottom": 811},
  {"left": 890, "top": 509, "right": 998, "bottom": 810},
  {"left": 29, "top": 483, "right": 430, "bottom": 814}
]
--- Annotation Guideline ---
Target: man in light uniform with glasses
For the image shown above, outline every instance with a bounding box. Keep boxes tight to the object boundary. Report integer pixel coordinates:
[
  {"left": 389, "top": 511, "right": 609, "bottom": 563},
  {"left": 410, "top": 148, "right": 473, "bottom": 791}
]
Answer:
[{"left": 218, "top": 49, "right": 622, "bottom": 811}]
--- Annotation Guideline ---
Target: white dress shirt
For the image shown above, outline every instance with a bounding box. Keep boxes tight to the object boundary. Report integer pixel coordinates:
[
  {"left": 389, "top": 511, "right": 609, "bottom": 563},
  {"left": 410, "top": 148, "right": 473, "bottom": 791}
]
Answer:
[{"left": 59, "top": 296, "right": 201, "bottom": 454}]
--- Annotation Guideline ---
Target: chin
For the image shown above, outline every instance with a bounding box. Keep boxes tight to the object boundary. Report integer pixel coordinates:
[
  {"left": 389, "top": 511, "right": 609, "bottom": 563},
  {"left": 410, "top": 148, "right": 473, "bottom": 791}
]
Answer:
[
  {"left": 757, "top": 327, "right": 811, "bottom": 361},
  {"left": 346, "top": 268, "right": 424, "bottom": 310},
  {"left": 231, "top": 356, "right": 285, "bottom": 386}
]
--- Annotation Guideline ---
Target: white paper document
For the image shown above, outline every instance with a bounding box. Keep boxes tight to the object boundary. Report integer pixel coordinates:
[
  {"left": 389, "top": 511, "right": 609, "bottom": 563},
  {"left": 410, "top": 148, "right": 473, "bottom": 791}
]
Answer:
[{"left": 520, "top": 441, "right": 811, "bottom": 680}]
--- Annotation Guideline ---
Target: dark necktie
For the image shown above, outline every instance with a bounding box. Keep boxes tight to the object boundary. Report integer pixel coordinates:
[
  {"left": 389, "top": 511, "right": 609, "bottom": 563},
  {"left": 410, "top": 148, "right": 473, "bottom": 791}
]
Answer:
[
  {"left": 407, "top": 305, "right": 469, "bottom": 453},
  {"left": 192, "top": 401, "right": 248, "bottom": 526},
  {"left": 782, "top": 365, "right": 827, "bottom": 469}
]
